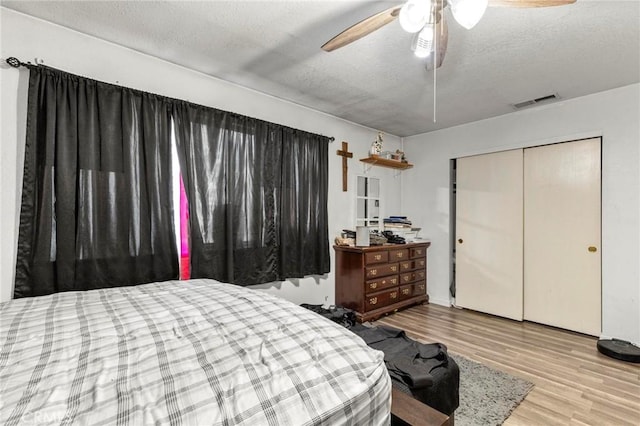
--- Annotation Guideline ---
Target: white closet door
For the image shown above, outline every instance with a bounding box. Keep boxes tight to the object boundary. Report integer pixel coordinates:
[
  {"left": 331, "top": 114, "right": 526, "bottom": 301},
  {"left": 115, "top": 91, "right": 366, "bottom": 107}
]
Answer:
[
  {"left": 456, "top": 149, "right": 524, "bottom": 321},
  {"left": 524, "top": 138, "right": 601, "bottom": 336}
]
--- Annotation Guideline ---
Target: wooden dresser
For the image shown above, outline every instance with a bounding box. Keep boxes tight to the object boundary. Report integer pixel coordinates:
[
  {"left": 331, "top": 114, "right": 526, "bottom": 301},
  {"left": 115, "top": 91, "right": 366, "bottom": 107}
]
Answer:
[{"left": 334, "top": 242, "right": 430, "bottom": 322}]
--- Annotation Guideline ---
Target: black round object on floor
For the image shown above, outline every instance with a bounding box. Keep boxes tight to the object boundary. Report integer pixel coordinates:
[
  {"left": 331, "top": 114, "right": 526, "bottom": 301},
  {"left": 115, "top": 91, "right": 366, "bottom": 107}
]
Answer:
[{"left": 597, "top": 339, "right": 640, "bottom": 363}]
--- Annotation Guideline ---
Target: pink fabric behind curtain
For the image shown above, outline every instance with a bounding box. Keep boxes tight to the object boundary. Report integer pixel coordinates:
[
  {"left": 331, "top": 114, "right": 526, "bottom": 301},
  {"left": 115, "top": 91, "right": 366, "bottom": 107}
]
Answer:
[{"left": 180, "top": 176, "right": 190, "bottom": 279}]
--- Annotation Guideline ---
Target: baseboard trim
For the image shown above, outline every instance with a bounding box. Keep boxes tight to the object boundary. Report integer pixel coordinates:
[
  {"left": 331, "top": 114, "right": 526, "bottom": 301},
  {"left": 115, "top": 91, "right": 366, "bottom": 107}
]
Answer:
[{"left": 428, "top": 298, "right": 451, "bottom": 307}]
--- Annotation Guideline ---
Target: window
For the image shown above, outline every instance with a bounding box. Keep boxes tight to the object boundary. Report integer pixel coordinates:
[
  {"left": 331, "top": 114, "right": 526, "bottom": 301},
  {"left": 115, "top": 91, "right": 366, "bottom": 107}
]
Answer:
[
  {"left": 15, "top": 65, "right": 329, "bottom": 297},
  {"left": 15, "top": 66, "right": 178, "bottom": 297},
  {"left": 171, "top": 104, "right": 331, "bottom": 285}
]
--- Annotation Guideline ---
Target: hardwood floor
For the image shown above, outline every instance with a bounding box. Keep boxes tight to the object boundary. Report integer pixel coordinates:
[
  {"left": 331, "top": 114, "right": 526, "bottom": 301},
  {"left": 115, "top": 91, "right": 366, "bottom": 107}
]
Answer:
[{"left": 375, "top": 304, "right": 640, "bottom": 426}]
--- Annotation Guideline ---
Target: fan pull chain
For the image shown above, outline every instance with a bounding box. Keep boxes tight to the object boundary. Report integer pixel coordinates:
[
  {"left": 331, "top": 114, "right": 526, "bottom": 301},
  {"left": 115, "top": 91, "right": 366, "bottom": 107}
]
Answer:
[
  {"left": 433, "top": 18, "right": 438, "bottom": 123},
  {"left": 433, "top": 58, "right": 437, "bottom": 122}
]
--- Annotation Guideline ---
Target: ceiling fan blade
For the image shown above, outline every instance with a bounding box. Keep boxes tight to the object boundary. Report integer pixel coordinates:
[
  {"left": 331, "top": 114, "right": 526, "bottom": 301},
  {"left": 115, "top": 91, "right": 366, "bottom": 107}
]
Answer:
[
  {"left": 426, "top": 14, "right": 448, "bottom": 71},
  {"left": 488, "top": 0, "right": 576, "bottom": 7},
  {"left": 322, "top": 5, "right": 402, "bottom": 52}
]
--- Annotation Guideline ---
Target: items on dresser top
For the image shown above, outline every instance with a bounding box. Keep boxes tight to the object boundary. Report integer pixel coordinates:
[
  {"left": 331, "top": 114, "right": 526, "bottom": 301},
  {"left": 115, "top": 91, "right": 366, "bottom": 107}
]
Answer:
[
  {"left": 337, "top": 229, "right": 405, "bottom": 246},
  {"left": 382, "top": 230, "right": 406, "bottom": 244},
  {"left": 334, "top": 242, "right": 430, "bottom": 322}
]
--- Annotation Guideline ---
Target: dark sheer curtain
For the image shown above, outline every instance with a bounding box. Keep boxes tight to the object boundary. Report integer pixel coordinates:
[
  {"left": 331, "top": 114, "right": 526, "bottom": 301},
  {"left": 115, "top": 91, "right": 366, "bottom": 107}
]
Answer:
[
  {"left": 279, "top": 129, "right": 331, "bottom": 277},
  {"left": 172, "top": 103, "right": 330, "bottom": 285},
  {"left": 14, "top": 66, "right": 178, "bottom": 298}
]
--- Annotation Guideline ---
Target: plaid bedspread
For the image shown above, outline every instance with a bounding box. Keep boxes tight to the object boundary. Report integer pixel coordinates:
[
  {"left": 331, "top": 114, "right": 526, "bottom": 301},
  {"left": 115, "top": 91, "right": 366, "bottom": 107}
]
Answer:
[{"left": 0, "top": 279, "right": 391, "bottom": 425}]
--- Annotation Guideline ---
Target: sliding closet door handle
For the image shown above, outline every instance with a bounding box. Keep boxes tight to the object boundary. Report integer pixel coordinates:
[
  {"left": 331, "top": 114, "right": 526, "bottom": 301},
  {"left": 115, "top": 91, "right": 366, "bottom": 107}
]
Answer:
[
  {"left": 588, "top": 246, "right": 597, "bottom": 252},
  {"left": 458, "top": 238, "right": 463, "bottom": 244}
]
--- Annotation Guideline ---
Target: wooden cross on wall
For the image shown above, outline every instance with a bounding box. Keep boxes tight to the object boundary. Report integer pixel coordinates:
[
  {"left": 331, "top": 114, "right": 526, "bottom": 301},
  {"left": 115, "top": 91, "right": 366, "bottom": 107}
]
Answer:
[{"left": 336, "top": 141, "right": 353, "bottom": 192}]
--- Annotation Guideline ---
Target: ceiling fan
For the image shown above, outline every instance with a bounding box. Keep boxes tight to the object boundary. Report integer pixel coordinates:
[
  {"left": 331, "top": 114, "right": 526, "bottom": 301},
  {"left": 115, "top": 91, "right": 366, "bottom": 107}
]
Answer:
[{"left": 322, "top": 0, "right": 576, "bottom": 70}]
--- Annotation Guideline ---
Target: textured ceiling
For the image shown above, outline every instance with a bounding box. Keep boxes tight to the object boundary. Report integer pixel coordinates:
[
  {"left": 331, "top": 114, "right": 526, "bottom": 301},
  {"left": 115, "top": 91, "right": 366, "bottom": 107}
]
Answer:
[{"left": 2, "top": 0, "right": 639, "bottom": 137}]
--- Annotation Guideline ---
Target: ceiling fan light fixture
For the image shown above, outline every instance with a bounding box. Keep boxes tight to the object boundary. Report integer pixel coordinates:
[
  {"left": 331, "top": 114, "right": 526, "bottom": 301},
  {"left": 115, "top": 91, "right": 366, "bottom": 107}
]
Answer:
[
  {"left": 412, "top": 24, "right": 434, "bottom": 58},
  {"left": 449, "top": 0, "right": 488, "bottom": 30},
  {"left": 399, "top": 0, "right": 432, "bottom": 33}
]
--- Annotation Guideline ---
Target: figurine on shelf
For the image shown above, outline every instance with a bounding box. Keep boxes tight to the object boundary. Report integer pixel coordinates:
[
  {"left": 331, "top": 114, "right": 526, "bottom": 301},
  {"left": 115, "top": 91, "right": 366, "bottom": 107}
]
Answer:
[
  {"left": 396, "top": 149, "right": 407, "bottom": 163},
  {"left": 370, "top": 131, "right": 384, "bottom": 156}
]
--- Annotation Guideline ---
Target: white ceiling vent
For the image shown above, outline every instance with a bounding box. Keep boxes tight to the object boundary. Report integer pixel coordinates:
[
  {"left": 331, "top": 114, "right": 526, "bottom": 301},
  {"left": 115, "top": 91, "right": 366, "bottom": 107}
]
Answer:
[{"left": 512, "top": 93, "right": 561, "bottom": 110}]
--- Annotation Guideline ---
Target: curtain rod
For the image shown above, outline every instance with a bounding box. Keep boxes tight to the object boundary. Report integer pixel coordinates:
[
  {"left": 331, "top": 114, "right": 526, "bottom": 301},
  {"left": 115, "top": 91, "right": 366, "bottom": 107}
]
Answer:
[
  {"left": 5, "top": 56, "right": 35, "bottom": 68},
  {"left": 5, "top": 56, "right": 337, "bottom": 142}
]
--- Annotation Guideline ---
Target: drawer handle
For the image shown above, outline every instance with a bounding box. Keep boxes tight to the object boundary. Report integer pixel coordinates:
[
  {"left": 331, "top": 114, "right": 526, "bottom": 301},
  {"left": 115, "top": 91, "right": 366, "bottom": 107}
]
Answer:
[
  {"left": 375, "top": 254, "right": 382, "bottom": 260},
  {"left": 419, "top": 272, "right": 425, "bottom": 278},
  {"left": 370, "top": 282, "right": 378, "bottom": 290},
  {"left": 391, "top": 278, "right": 397, "bottom": 284},
  {"left": 402, "top": 288, "right": 410, "bottom": 295},
  {"left": 419, "top": 260, "right": 425, "bottom": 267},
  {"left": 369, "top": 297, "right": 378, "bottom": 305},
  {"left": 390, "top": 266, "right": 397, "bottom": 271},
  {"left": 370, "top": 269, "right": 378, "bottom": 276},
  {"left": 403, "top": 276, "right": 409, "bottom": 282},
  {"left": 390, "top": 292, "right": 397, "bottom": 299},
  {"left": 397, "top": 252, "right": 404, "bottom": 258},
  {"left": 416, "top": 250, "right": 422, "bottom": 255},
  {"left": 419, "top": 284, "right": 425, "bottom": 291}
]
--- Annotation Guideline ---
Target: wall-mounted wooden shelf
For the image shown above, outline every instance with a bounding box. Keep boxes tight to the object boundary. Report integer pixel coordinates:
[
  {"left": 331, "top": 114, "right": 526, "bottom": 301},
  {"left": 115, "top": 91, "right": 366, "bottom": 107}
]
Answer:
[{"left": 360, "top": 156, "right": 414, "bottom": 170}]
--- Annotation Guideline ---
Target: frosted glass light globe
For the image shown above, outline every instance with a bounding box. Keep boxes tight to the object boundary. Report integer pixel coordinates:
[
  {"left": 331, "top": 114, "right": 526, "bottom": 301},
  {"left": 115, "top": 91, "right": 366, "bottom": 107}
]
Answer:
[
  {"left": 399, "top": 0, "right": 432, "bottom": 33},
  {"left": 450, "top": 0, "right": 488, "bottom": 30}
]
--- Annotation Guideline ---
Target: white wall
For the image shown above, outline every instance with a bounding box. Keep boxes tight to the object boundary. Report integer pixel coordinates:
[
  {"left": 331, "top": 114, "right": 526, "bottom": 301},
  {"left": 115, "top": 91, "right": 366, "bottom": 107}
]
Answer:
[
  {"left": 0, "top": 8, "right": 403, "bottom": 304},
  {"left": 402, "top": 84, "right": 640, "bottom": 345}
]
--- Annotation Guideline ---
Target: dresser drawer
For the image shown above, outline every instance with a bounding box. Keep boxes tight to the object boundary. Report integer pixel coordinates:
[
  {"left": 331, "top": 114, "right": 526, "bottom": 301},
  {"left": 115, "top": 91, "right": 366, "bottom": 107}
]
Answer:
[
  {"left": 399, "top": 269, "right": 426, "bottom": 284},
  {"left": 399, "top": 259, "right": 426, "bottom": 272},
  {"left": 410, "top": 246, "right": 426, "bottom": 259},
  {"left": 413, "top": 282, "right": 426, "bottom": 296},
  {"left": 389, "top": 248, "right": 410, "bottom": 261},
  {"left": 365, "top": 276, "right": 399, "bottom": 294},
  {"left": 365, "top": 263, "right": 399, "bottom": 279},
  {"left": 365, "top": 251, "right": 389, "bottom": 265},
  {"left": 364, "top": 288, "right": 400, "bottom": 311},
  {"left": 398, "top": 284, "right": 414, "bottom": 300}
]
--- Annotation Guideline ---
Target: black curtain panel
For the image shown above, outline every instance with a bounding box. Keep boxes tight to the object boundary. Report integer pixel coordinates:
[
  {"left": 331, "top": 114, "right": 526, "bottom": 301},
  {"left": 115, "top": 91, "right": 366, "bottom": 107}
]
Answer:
[
  {"left": 279, "top": 128, "right": 331, "bottom": 278},
  {"left": 172, "top": 103, "right": 330, "bottom": 285},
  {"left": 14, "top": 66, "right": 178, "bottom": 298}
]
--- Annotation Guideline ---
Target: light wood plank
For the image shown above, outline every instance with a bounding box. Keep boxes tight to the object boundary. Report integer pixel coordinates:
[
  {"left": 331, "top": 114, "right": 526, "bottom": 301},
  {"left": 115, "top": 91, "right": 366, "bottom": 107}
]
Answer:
[{"left": 375, "top": 304, "right": 640, "bottom": 425}]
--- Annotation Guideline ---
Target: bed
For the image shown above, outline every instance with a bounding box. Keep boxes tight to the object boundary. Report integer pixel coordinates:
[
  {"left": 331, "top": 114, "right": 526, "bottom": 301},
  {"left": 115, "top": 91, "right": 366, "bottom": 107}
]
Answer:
[{"left": 0, "top": 279, "right": 391, "bottom": 425}]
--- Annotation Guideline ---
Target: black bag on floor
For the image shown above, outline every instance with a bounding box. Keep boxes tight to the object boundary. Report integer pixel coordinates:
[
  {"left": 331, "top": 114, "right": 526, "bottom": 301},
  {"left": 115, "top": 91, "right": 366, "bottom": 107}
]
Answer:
[
  {"left": 351, "top": 324, "right": 460, "bottom": 416},
  {"left": 300, "top": 304, "right": 357, "bottom": 329}
]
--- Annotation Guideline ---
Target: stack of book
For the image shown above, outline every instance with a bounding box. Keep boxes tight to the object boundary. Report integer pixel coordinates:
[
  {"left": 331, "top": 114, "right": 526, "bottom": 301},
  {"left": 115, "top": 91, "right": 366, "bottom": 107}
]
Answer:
[
  {"left": 383, "top": 216, "right": 412, "bottom": 229},
  {"left": 384, "top": 216, "right": 423, "bottom": 242}
]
